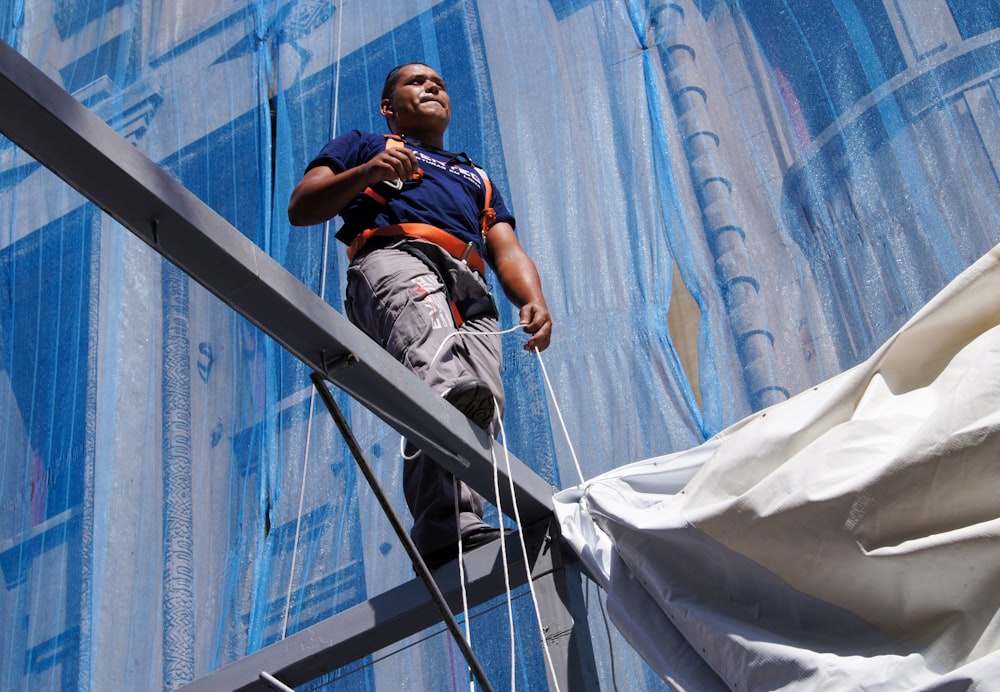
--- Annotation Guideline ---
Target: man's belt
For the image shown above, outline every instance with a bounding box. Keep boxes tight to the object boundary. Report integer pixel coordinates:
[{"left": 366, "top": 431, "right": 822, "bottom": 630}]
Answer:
[{"left": 346, "top": 223, "right": 486, "bottom": 274}]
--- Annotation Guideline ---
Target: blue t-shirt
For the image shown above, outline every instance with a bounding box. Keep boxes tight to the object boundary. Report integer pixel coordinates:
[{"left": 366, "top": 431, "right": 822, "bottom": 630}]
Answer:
[{"left": 307, "top": 130, "right": 515, "bottom": 256}]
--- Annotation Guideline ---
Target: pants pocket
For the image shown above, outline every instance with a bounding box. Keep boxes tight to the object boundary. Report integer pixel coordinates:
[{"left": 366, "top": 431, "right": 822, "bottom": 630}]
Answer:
[{"left": 345, "top": 253, "right": 449, "bottom": 368}]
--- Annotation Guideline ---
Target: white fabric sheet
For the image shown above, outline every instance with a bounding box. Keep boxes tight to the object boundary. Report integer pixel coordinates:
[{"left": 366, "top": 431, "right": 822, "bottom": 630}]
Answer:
[{"left": 554, "top": 245, "right": 1000, "bottom": 691}]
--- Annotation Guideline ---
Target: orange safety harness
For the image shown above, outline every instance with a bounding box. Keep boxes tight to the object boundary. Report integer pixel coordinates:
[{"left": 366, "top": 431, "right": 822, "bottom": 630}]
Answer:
[
  {"left": 347, "top": 135, "right": 497, "bottom": 272},
  {"left": 347, "top": 223, "right": 486, "bottom": 274}
]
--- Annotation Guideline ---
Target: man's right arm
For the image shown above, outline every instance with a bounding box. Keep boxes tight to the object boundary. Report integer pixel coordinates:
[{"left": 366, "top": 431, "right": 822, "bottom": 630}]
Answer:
[{"left": 287, "top": 148, "right": 420, "bottom": 226}]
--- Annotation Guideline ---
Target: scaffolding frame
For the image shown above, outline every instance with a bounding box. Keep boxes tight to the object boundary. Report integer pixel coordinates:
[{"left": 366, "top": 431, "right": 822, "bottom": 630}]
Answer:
[{"left": 0, "top": 39, "right": 598, "bottom": 691}]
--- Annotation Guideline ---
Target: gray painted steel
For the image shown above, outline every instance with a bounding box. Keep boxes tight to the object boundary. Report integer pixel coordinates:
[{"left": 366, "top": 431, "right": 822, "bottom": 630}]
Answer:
[{"left": 179, "top": 521, "right": 557, "bottom": 691}]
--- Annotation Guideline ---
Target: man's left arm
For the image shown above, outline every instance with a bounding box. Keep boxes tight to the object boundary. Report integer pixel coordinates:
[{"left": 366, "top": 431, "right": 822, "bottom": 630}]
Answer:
[{"left": 485, "top": 222, "right": 553, "bottom": 352}]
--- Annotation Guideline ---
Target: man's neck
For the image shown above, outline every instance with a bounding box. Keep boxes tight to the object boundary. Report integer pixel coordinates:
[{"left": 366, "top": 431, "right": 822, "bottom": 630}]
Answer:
[{"left": 395, "top": 127, "right": 445, "bottom": 150}]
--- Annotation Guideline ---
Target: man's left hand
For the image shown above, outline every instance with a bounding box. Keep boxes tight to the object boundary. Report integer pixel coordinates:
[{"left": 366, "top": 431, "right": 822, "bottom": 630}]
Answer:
[{"left": 519, "top": 302, "right": 552, "bottom": 352}]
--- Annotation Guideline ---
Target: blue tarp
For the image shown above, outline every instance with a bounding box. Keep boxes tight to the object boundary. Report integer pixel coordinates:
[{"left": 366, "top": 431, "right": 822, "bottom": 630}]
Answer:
[{"left": 1, "top": 1, "right": 999, "bottom": 689}]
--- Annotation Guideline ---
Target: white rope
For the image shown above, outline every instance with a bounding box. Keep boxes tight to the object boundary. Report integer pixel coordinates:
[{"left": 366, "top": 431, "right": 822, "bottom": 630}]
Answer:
[
  {"left": 489, "top": 435, "right": 517, "bottom": 691},
  {"left": 283, "top": 4, "right": 346, "bottom": 639},
  {"left": 319, "top": 0, "right": 346, "bottom": 299},
  {"left": 534, "top": 347, "right": 585, "bottom": 484},
  {"left": 453, "top": 476, "right": 473, "bottom": 657},
  {"left": 444, "top": 399, "right": 520, "bottom": 692},
  {"left": 432, "top": 325, "right": 578, "bottom": 689},
  {"left": 428, "top": 323, "right": 525, "bottom": 372},
  {"left": 282, "top": 391, "right": 315, "bottom": 639},
  {"left": 401, "top": 324, "right": 521, "bottom": 459},
  {"left": 330, "top": 0, "right": 345, "bottom": 142},
  {"left": 497, "top": 415, "right": 562, "bottom": 692},
  {"left": 317, "top": 0, "right": 345, "bottom": 298},
  {"left": 430, "top": 323, "right": 522, "bottom": 687},
  {"left": 430, "top": 322, "right": 583, "bottom": 489},
  {"left": 399, "top": 436, "right": 421, "bottom": 460}
]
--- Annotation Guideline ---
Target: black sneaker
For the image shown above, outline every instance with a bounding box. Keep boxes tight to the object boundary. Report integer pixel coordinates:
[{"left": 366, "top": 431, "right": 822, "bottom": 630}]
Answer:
[
  {"left": 443, "top": 378, "right": 495, "bottom": 430},
  {"left": 420, "top": 528, "right": 503, "bottom": 570}
]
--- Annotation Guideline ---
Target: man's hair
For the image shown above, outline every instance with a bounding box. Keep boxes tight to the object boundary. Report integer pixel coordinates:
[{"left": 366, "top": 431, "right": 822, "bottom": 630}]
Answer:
[{"left": 381, "top": 62, "right": 435, "bottom": 101}]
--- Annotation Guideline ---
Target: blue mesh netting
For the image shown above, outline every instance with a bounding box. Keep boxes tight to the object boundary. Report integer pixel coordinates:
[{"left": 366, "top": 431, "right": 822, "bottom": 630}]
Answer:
[{"left": 2, "top": 0, "right": 1000, "bottom": 689}]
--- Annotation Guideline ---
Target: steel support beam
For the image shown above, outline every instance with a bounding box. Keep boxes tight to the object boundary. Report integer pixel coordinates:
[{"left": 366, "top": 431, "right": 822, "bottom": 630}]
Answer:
[
  {"left": 178, "top": 522, "right": 551, "bottom": 691},
  {"left": 533, "top": 534, "right": 602, "bottom": 691},
  {"left": 178, "top": 521, "right": 599, "bottom": 692}
]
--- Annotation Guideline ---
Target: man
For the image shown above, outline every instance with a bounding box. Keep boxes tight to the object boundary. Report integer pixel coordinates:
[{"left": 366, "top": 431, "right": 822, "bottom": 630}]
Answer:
[{"left": 288, "top": 63, "right": 552, "bottom": 569}]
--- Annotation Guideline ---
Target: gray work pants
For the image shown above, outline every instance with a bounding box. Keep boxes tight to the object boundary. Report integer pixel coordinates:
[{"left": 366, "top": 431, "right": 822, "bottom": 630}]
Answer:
[{"left": 344, "top": 240, "right": 504, "bottom": 556}]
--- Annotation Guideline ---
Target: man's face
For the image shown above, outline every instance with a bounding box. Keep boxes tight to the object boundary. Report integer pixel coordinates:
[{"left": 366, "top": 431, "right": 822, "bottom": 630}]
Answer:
[{"left": 381, "top": 64, "right": 451, "bottom": 133}]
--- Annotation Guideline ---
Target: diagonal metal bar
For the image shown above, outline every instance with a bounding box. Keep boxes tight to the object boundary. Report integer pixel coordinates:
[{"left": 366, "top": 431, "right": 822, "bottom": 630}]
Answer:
[
  {"left": 309, "top": 371, "right": 494, "bottom": 692},
  {"left": 0, "top": 38, "right": 553, "bottom": 523}
]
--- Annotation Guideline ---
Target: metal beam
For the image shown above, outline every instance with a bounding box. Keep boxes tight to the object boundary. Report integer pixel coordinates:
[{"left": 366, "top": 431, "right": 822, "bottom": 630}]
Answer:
[
  {"left": 0, "top": 38, "right": 553, "bottom": 523},
  {"left": 532, "top": 531, "right": 602, "bottom": 691},
  {"left": 178, "top": 522, "right": 556, "bottom": 691}
]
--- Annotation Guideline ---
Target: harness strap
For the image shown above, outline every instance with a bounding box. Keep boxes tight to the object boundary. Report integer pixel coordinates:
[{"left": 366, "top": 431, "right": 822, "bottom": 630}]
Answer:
[
  {"left": 385, "top": 133, "right": 406, "bottom": 150},
  {"left": 473, "top": 165, "right": 496, "bottom": 240},
  {"left": 346, "top": 223, "right": 486, "bottom": 275},
  {"left": 363, "top": 135, "right": 418, "bottom": 205},
  {"left": 363, "top": 134, "right": 497, "bottom": 242},
  {"left": 350, "top": 140, "right": 496, "bottom": 329}
]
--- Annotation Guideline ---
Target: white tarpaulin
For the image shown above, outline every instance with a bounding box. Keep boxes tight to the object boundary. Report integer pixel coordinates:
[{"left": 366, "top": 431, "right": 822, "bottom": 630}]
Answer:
[{"left": 554, "top": 246, "right": 1000, "bottom": 691}]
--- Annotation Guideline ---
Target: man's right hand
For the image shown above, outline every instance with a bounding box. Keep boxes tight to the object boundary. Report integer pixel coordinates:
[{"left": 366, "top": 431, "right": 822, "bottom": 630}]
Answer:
[
  {"left": 289, "top": 147, "right": 422, "bottom": 226},
  {"left": 364, "top": 147, "right": 420, "bottom": 186}
]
